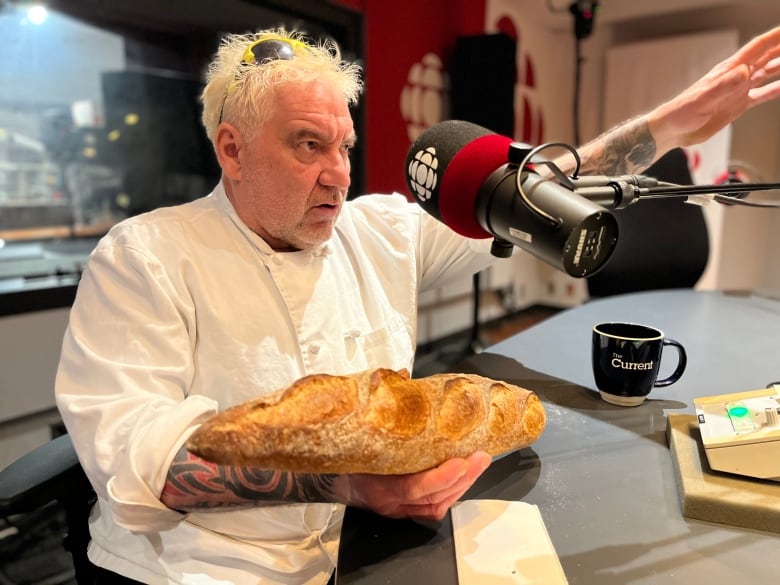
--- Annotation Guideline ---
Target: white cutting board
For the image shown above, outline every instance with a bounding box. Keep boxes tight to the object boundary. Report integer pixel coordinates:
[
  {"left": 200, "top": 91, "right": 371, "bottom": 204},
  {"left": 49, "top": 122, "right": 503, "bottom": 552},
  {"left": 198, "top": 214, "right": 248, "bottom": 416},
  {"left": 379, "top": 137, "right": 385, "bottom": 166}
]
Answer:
[{"left": 451, "top": 499, "right": 568, "bottom": 585}]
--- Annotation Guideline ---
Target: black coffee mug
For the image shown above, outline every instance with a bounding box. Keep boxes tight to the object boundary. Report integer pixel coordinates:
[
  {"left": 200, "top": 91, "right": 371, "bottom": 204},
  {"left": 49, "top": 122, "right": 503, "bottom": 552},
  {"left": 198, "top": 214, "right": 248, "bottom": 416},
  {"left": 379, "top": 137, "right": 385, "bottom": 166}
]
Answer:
[{"left": 592, "top": 322, "right": 687, "bottom": 406}]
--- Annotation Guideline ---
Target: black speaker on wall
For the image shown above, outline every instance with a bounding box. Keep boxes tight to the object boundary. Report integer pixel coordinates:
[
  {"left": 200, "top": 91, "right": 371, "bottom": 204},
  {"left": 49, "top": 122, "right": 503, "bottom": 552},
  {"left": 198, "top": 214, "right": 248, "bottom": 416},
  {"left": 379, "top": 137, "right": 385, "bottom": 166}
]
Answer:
[
  {"left": 449, "top": 33, "right": 517, "bottom": 358},
  {"left": 451, "top": 33, "right": 517, "bottom": 136}
]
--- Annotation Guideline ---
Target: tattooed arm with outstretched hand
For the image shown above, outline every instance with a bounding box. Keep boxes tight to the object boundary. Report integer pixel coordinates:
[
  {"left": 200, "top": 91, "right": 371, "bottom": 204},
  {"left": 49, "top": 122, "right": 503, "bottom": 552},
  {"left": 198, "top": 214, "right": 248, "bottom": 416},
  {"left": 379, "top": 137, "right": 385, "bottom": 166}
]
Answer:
[{"left": 565, "top": 26, "right": 780, "bottom": 177}]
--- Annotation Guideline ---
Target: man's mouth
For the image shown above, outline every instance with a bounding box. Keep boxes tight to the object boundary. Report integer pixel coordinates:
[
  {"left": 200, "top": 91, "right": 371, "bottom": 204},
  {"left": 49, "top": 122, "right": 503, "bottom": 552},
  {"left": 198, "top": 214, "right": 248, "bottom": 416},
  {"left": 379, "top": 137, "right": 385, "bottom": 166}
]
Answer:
[{"left": 309, "top": 202, "right": 340, "bottom": 219}]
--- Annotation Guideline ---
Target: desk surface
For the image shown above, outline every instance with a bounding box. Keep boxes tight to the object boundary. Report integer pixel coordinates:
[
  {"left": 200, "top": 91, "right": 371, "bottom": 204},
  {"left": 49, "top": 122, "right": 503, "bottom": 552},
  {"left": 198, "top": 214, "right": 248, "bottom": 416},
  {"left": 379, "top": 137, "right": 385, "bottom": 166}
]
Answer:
[
  {"left": 0, "top": 238, "right": 97, "bottom": 315},
  {"left": 337, "top": 290, "right": 780, "bottom": 585}
]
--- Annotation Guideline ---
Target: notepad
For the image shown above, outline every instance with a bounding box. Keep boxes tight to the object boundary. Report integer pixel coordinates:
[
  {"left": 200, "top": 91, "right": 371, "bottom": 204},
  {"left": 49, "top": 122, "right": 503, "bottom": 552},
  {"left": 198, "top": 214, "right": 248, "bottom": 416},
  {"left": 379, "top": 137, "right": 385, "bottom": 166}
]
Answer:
[{"left": 451, "top": 499, "right": 568, "bottom": 585}]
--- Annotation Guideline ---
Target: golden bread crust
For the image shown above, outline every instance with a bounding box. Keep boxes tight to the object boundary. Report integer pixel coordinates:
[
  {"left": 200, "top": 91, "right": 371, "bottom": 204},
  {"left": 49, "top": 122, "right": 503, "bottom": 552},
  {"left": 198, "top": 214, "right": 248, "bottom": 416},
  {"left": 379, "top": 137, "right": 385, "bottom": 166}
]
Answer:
[{"left": 187, "top": 368, "right": 546, "bottom": 474}]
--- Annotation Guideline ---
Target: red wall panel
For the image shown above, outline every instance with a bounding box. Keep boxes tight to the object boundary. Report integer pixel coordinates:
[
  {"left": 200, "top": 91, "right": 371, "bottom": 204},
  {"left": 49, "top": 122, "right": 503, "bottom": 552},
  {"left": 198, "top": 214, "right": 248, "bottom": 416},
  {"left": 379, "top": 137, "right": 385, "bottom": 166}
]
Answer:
[{"left": 361, "top": 1, "right": 487, "bottom": 195}]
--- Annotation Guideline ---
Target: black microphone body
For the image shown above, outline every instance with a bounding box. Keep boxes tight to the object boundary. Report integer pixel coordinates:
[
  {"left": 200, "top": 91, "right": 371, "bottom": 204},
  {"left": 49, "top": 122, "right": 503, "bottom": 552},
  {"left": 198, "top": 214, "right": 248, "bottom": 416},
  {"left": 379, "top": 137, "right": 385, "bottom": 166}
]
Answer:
[
  {"left": 406, "top": 120, "right": 618, "bottom": 277},
  {"left": 476, "top": 163, "right": 618, "bottom": 277}
]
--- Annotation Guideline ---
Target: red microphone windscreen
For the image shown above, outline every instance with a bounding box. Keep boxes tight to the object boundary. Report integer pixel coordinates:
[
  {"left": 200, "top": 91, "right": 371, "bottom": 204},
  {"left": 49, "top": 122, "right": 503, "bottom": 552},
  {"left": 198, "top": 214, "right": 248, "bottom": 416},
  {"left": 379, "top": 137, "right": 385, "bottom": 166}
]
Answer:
[{"left": 438, "top": 133, "right": 513, "bottom": 238}]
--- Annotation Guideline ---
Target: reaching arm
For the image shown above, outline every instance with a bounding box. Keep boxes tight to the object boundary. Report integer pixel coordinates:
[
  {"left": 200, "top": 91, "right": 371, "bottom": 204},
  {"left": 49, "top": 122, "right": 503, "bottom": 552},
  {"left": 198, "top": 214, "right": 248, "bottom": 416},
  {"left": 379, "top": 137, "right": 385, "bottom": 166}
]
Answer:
[
  {"left": 160, "top": 445, "right": 492, "bottom": 521},
  {"left": 576, "top": 115, "right": 656, "bottom": 176},
  {"left": 566, "top": 25, "right": 780, "bottom": 176}
]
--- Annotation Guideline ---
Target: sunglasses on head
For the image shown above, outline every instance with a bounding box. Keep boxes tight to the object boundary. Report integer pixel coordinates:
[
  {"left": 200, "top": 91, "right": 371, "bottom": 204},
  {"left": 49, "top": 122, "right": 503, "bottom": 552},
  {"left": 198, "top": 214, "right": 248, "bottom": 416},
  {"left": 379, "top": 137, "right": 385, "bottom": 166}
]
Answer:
[{"left": 218, "top": 37, "right": 309, "bottom": 123}]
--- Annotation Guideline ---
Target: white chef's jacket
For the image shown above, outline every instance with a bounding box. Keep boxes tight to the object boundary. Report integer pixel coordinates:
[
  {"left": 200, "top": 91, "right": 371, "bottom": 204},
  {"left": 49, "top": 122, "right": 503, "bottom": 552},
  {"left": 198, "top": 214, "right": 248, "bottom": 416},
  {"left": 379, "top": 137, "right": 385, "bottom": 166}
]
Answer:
[{"left": 55, "top": 183, "right": 498, "bottom": 584}]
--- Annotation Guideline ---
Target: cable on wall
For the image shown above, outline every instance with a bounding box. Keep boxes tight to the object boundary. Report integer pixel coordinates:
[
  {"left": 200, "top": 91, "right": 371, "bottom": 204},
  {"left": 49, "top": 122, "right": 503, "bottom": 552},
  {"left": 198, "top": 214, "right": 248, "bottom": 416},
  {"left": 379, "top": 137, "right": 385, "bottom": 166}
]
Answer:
[{"left": 568, "top": 1, "right": 598, "bottom": 145}]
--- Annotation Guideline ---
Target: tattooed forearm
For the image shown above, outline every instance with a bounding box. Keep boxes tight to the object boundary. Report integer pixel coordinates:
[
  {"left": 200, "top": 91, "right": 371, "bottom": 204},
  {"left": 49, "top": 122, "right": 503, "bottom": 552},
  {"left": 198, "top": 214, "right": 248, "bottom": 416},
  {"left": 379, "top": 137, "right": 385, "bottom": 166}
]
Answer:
[
  {"left": 160, "top": 446, "right": 343, "bottom": 511},
  {"left": 576, "top": 115, "right": 657, "bottom": 176}
]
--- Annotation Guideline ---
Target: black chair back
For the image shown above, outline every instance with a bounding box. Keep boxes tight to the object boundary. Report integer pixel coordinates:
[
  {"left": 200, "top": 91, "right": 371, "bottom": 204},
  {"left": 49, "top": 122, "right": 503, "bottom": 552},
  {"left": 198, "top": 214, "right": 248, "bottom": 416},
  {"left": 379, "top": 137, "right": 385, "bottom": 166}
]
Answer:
[
  {"left": 586, "top": 148, "right": 709, "bottom": 297},
  {"left": 0, "top": 434, "right": 96, "bottom": 584}
]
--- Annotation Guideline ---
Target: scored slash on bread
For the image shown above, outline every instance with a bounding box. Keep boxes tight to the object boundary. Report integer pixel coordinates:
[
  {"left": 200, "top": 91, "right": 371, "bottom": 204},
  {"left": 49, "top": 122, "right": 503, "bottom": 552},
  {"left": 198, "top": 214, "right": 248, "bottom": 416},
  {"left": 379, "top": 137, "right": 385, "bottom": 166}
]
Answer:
[{"left": 187, "top": 368, "right": 546, "bottom": 474}]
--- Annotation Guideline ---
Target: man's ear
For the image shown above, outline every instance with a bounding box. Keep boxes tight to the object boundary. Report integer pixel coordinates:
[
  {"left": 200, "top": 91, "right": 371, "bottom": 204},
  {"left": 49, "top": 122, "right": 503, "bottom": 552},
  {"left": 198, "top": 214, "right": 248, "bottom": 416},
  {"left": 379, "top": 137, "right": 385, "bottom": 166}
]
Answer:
[{"left": 214, "top": 123, "right": 243, "bottom": 180}]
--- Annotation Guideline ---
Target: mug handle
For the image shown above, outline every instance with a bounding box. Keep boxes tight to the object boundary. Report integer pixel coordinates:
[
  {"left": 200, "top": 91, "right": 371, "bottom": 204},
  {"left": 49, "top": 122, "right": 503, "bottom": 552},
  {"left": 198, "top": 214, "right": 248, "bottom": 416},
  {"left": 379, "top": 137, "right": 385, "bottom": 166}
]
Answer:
[{"left": 654, "top": 339, "right": 687, "bottom": 387}]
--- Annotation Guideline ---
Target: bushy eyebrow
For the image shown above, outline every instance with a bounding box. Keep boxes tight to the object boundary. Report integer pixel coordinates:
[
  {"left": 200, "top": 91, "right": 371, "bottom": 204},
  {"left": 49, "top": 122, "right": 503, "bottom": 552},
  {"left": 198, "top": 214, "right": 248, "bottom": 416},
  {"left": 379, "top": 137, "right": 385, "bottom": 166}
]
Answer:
[
  {"left": 289, "top": 127, "right": 356, "bottom": 147},
  {"left": 290, "top": 128, "right": 322, "bottom": 141}
]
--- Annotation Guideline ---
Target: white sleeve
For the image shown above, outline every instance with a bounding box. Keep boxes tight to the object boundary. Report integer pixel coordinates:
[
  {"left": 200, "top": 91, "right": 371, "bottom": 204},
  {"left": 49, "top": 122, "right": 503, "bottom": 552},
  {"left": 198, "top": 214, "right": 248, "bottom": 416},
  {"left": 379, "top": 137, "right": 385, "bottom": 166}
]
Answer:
[
  {"left": 350, "top": 193, "right": 498, "bottom": 291},
  {"left": 55, "top": 236, "right": 217, "bottom": 533}
]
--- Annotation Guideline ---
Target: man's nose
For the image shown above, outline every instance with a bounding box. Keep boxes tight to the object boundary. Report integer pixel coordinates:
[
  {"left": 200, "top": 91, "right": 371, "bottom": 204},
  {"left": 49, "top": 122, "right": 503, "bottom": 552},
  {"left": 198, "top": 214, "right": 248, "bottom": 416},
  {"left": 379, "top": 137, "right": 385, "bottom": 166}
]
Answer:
[{"left": 319, "top": 150, "right": 351, "bottom": 190}]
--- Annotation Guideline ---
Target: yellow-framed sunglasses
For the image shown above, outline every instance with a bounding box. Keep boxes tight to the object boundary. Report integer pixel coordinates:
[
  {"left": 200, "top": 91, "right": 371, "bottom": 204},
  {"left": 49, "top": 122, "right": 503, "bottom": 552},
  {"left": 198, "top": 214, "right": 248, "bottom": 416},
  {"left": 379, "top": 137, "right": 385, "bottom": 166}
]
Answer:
[{"left": 217, "top": 37, "right": 309, "bottom": 123}]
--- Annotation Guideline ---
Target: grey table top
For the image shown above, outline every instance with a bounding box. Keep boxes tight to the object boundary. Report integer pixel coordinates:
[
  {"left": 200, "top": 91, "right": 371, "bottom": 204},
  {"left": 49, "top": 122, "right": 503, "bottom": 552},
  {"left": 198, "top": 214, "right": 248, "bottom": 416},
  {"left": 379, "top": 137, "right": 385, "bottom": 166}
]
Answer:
[{"left": 337, "top": 289, "right": 780, "bottom": 585}]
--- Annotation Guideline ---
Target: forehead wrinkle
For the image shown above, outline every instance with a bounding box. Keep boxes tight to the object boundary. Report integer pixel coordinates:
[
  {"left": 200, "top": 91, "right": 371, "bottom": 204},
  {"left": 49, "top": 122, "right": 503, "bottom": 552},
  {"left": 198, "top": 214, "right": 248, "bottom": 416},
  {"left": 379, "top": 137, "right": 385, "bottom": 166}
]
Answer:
[
  {"left": 273, "top": 80, "right": 351, "bottom": 133},
  {"left": 288, "top": 114, "right": 354, "bottom": 145}
]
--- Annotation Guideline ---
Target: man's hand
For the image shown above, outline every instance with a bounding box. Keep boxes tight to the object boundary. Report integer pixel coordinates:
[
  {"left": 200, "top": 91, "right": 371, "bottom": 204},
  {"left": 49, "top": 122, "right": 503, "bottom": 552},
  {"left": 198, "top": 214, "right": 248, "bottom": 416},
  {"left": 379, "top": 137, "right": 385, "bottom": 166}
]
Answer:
[
  {"left": 161, "top": 445, "right": 491, "bottom": 515},
  {"left": 650, "top": 26, "right": 780, "bottom": 153},
  {"left": 337, "top": 451, "right": 492, "bottom": 521}
]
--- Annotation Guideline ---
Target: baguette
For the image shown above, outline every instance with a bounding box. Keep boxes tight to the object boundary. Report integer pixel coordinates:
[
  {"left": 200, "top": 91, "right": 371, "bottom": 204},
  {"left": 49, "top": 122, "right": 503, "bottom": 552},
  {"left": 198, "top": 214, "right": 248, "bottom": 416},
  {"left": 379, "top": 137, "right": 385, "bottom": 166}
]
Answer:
[{"left": 187, "top": 368, "right": 545, "bottom": 474}]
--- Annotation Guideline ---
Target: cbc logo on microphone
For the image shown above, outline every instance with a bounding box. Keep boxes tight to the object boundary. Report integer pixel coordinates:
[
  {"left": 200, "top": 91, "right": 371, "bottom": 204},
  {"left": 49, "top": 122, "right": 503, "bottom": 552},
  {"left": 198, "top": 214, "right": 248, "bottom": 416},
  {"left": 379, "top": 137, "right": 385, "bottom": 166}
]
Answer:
[{"left": 407, "top": 146, "right": 439, "bottom": 202}]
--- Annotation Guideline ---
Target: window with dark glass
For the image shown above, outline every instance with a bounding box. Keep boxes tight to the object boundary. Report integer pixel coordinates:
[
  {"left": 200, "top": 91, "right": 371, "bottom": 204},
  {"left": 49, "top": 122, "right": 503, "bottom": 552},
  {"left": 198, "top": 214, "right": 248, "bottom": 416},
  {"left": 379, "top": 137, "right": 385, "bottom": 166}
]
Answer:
[{"left": 0, "top": 0, "right": 362, "bottom": 311}]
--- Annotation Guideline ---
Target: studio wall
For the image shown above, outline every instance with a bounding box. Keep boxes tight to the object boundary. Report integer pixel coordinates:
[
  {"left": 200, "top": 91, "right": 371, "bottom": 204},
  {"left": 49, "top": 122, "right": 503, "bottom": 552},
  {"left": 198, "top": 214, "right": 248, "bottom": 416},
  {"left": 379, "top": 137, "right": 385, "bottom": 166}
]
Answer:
[{"left": 359, "top": 0, "right": 487, "bottom": 195}]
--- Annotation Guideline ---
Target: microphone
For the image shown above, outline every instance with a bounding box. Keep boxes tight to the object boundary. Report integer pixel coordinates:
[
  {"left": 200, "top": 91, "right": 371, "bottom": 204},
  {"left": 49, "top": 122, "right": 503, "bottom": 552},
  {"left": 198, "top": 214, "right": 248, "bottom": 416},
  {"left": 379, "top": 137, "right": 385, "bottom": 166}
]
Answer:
[{"left": 405, "top": 120, "right": 619, "bottom": 277}]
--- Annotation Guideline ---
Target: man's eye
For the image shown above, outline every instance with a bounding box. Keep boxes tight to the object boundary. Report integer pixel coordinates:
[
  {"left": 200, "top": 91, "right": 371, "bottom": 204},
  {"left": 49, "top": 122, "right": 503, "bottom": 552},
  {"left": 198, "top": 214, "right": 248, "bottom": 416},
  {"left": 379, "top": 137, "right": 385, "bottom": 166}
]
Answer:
[{"left": 302, "top": 141, "right": 318, "bottom": 151}]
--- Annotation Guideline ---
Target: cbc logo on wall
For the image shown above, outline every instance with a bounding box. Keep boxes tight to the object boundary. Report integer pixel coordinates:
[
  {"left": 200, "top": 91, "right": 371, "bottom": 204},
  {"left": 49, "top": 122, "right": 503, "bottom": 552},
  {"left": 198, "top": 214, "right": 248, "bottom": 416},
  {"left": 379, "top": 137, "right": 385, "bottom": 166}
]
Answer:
[
  {"left": 400, "top": 53, "right": 449, "bottom": 143},
  {"left": 399, "top": 23, "right": 545, "bottom": 147}
]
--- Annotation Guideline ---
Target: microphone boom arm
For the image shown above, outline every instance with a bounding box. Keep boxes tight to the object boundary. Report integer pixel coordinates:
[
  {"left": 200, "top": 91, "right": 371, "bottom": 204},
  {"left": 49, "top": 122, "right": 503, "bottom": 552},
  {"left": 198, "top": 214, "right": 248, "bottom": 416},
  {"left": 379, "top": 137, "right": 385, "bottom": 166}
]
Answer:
[
  {"left": 516, "top": 140, "right": 780, "bottom": 209},
  {"left": 574, "top": 179, "right": 780, "bottom": 209}
]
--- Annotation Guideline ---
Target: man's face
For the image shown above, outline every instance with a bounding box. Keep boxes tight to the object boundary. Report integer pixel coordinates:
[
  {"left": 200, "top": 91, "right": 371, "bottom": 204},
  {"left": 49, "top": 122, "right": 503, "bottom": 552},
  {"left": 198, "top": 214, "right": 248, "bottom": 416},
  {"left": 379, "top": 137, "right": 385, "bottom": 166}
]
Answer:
[{"left": 225, "top": 79, "right": 356, "bottom": 251}]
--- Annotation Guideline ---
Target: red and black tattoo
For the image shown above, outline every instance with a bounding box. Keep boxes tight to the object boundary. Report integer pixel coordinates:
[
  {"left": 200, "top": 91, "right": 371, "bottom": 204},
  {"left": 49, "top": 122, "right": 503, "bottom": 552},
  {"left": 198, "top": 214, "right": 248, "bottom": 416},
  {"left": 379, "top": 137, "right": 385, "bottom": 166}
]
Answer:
[{"left": 160, "top": 446, "right": 341, "bottom": 510}]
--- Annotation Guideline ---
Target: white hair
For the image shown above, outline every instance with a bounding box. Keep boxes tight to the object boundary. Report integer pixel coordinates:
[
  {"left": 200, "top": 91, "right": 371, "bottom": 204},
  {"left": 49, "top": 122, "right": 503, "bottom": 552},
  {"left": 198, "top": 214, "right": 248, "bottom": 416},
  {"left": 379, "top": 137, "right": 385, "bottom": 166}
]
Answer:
[{"left": 201, "top": 27, "right": 363, "bottom": 143}]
